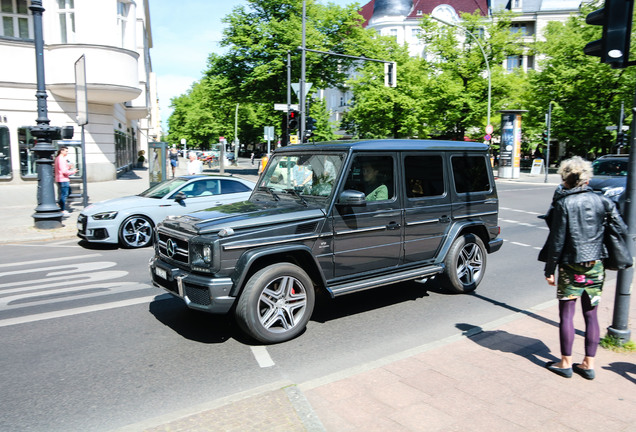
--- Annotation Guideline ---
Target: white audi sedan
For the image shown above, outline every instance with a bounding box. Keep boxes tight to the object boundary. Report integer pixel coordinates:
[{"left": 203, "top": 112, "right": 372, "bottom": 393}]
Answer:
[{"left": 77, "top": 175, "right": 255, "bottom": 248}]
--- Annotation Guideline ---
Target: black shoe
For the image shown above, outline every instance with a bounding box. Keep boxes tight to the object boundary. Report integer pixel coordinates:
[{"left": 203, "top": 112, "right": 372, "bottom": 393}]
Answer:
[
  {"left": 573, "top": 363, "right": 595, "bottom": 380},
  {"left": 545, "top": 361, "right": 572, "bottom": 378}
]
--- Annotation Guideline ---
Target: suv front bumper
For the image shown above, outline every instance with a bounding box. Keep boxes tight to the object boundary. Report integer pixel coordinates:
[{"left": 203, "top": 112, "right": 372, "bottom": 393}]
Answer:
[{"left": 149, "top": 256, "right": 236, "bottom": 314}]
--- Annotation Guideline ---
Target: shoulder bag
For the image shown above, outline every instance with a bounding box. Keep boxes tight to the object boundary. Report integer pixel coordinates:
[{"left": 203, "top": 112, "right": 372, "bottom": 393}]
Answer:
[{"left": 601, "top": 197, "right": 633, "bottom": 271}]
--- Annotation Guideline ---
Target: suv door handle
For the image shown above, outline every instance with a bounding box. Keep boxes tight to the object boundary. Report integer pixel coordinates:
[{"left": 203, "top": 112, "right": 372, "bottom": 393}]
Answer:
[
  {"left": 386, "top": 222, "right": 401, "bottom": 230},
  {"left": 439, "top": 215, "right": 451, "bottom": 223}
]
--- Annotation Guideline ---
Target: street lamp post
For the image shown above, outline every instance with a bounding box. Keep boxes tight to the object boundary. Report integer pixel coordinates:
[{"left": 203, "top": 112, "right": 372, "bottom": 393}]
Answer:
[
  {"left": 431, "top": 16, "right": 492, "bottom": 131},
  {"left": 29, "top": 0, "right": 62, "bottom": 229}
]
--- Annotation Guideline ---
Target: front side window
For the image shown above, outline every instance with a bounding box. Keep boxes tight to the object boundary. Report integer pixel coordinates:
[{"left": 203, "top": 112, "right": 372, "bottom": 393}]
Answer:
[
  {"left": 57, "top": 0, "right": 75, "bottom": 43},
  {"left": 344, "top": 155, "right": 394, "bottom": 202},
  {"left": 0, "top": 126, "right": 11, "bottom": 178},
  {"left": 451, "top": 155, "right": 491, "bottom": 193},
  {"left": 1, "top": 0, "right": 30, "bottom": 39}
]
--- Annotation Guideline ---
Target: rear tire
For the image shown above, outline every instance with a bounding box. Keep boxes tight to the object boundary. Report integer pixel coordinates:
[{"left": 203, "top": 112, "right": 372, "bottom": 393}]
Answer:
[
  {"left": 235, "top": 263, "right": 315, "bottom": 344},
  {"left": 441, "top": 234, "right": 486, "bottom": 294}
]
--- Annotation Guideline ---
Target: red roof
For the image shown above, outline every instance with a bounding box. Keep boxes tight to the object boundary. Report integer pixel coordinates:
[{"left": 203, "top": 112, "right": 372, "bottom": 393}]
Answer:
[{"left": 359, "top": 0, "right": 489, "bottom": 27}]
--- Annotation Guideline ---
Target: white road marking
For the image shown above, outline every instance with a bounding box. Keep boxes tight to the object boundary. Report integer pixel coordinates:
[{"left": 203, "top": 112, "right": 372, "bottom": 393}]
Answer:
[
  {"left": 251, "top": 346, "right": 275, "bottom": 368},
  {"left": 0, "top": 254, "right": 102, "bottom": 268},
  {"left": 0, "top": 295, "right": 160, "bottom": 328}
]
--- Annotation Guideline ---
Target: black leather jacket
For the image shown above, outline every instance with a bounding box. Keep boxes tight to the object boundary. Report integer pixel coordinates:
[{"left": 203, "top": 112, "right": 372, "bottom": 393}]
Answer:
[{"left": 539, "top": 184, "right": 611, "bottom": 277}]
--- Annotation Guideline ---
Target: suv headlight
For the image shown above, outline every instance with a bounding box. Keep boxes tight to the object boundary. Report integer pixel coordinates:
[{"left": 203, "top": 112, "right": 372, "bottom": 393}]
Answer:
[
  {"left": 603, "top": 186, "right": 625, "bottom": 199},
  {"left": 92, "top": 211, "right": 118, "bottom": 220},
  {"left": 190, "top": 242, "right": 216, "bottom": 272}
]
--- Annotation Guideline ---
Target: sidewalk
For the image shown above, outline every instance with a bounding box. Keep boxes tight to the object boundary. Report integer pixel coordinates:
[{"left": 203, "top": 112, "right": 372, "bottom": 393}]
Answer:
[{"left": 3, "top": 165, "right": 634, "bottom": 431}]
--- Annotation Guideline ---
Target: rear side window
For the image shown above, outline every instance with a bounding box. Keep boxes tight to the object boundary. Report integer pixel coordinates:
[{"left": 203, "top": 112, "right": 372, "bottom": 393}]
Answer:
[
  {"left": 404, "top": 155, "right": 444, "bottom": 198},
  {"left": 451, "top": 155, "right": 491, "bottom": 193},
  {"left": 221, "top": 179, "right": 251, "bottom": 194}
]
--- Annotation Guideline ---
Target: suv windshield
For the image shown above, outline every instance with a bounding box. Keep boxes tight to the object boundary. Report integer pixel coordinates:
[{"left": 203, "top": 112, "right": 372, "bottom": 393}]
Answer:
[
  {"left": 139, "top": 177, "right": 189, "bottom": 198},
  {"left": 259, "top": 153, "right": 344, "bottom": 198},
  {"left": 593, "top": 158, "right": 628, "bottom": 176}
]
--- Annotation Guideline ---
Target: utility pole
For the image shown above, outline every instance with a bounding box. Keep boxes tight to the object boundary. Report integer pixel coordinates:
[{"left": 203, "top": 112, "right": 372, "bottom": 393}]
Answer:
[
  {"left": 300, "top": 0, "right": 307, "bottom": 141},
  {"left": 287, "top": 51, "right": 292, "bottom": 146}
]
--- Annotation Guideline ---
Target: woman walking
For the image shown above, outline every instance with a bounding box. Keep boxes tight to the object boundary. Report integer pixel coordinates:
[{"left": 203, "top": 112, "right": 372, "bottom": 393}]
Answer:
[{"left": 539, "top": 156, "right": 624, "bottom": 380}]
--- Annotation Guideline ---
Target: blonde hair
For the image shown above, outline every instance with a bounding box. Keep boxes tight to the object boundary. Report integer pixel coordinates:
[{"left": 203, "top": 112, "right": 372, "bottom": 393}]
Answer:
[{"left": 557, "top": 156, "right": 592, "bottom": 188}]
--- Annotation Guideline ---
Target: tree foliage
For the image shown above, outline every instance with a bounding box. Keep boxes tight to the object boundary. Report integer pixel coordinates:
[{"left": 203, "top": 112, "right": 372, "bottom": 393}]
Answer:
[{"left": 523, "top": 3, "right": 636, "bottom": 157}]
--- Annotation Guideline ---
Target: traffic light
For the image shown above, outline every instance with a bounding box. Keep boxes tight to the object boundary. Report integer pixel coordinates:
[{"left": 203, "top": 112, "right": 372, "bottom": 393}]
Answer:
[
  {"left": 384, "top": 62, "right": 397, "bottom": 87},
  {"left": 288, "top": 110, "right": 299, "bottom": 130},
  {"left": 583, "top": 0, "right": 634, "bottom": 68},
  {"left": 542, "top": 130, "right": 548, "bottom": 143},
  {"left": 616, "top": 131, "right": 625, "bottom": 147},
  {"left": 306, "top": 116, "right": 316, "bottom": 131}
]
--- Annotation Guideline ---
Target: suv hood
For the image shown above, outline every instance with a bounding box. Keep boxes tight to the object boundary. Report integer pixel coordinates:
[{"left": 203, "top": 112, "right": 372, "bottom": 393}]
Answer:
[{"left": 161, "top": 200, "right": 326, "bottom": 234}]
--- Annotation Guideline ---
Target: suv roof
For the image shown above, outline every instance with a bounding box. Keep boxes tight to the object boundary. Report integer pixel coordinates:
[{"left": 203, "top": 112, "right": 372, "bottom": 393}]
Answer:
[{"left": 276, "top": 139, "right": 490, "bottom": 153}]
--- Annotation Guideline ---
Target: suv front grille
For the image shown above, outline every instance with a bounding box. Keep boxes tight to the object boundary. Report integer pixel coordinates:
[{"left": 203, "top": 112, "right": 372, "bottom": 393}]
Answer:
[{"left": 157, "top": 231, "right": 189, "bottom": 264}]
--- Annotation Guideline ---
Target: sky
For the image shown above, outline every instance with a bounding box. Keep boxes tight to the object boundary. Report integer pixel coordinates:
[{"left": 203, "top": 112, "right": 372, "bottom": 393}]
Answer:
[{"left": 150, "top": 0, "right": 359, "bottom": 131}]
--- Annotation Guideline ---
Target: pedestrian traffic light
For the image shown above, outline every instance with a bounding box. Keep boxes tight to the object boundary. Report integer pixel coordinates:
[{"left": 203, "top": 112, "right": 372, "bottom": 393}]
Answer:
[
  {"left": 542, "top": 130, "right": 548, "bottom": 143},
  {"left": 583, "top": 0, "right": 634, "bottom": 68},
  {"left": 288, "top": 110, "right": 299, "bottom": 130},
  {"left": 306, "top": 116, "right": 316, "bottom": 131}
]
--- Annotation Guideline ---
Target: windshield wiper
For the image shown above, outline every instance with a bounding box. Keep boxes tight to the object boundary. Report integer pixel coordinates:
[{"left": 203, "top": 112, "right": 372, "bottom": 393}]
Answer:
[
  {"left": 257, "top": 186, "right": 280, "bottom": 201},
  {"left": 283, "top": 188, "right": 308, "bottom": 207}
]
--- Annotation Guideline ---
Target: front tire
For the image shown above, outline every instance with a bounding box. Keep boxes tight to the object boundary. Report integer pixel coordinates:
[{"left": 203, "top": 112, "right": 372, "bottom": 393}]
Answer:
[
  {"left": 235, "top": 263, "right": 315, "bottom": 344},
  {"left": 441, "top": 233, "right": 486, "bottom": 294},
  {"left": 119, "top": 215, "right": 153, "bottom": 248}
]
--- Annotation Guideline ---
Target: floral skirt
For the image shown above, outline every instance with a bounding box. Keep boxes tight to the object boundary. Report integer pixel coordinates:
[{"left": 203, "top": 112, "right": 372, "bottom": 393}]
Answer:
[{"left": 557, "top": 261, "right": 605, "bottom": 306}]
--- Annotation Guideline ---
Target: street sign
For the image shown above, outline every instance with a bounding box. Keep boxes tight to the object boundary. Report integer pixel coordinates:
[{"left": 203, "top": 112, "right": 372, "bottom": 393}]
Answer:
[
  {"left": 274, "top": 104, "right": 299, "bottom": 112},
  {"left": 486, "top": 124, "right": 493, "bottom": 134},
  {"left": 606, "top": 125, "right": 629, "bottom": 131},
  {"left": 290, "top": 134, "right": 299, "bottom": 144},
  {"left": 291, "top": 83, "right": 312, "bottom": 99},
  {"left": 484, "top": 134, "right": 491, "bottom": 141},
  {"left": 264, "top": 126, "right": 274, "bottom": 141}
]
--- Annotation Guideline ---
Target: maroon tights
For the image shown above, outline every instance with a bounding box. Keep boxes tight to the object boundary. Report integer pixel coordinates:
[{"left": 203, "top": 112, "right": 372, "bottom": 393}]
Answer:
[{"left": 558, "top": 292, "right": 599, "bottom": 357}]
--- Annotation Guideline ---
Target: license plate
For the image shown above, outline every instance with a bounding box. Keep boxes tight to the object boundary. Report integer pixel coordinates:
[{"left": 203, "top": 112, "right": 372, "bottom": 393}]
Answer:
[{"left": 155, "top": 267, "right": 167, "bottom": 280}]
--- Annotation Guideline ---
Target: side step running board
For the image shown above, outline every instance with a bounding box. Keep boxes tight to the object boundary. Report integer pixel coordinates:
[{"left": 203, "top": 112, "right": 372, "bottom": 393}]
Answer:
[{"left": 328, "top": 265, "right": 445, "bottom": 297}]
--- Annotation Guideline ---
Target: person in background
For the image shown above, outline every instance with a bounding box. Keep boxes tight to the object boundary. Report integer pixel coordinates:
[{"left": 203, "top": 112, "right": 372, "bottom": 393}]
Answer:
[
  {"left": 539, "top": 156, "right": 620, "bottom": 380},
  {"left": 187, "top": 152, "right": 203, "bottom": 175},
  {"left": 54, "top": 146, "right": 77, "bottom": 216},
  {"left": 169, "top": 147, "right": 179, "bottom": 177}
]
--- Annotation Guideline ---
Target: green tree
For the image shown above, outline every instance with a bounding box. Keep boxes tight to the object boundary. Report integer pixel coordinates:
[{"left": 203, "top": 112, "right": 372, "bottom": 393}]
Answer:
[{"left": 525, "top": 3, "right": 636, "bottom": 157}]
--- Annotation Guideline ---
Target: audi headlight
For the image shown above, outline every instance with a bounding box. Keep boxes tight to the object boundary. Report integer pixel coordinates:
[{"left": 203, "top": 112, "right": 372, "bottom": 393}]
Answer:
[
  {"left": 603, "top": 186, "right": 625, "bottom": 199},
  {"left": 92, "top": 211, "right": 119, "bottom": 220}
]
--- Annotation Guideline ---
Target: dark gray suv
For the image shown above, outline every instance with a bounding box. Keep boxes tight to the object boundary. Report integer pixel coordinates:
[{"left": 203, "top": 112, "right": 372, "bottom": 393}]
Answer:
[
  {"left": 589, "top": 154, "right": 628, "bottom": 215},
  {"left": 150, "top": 140, "right": 502, "bottom": 343}
]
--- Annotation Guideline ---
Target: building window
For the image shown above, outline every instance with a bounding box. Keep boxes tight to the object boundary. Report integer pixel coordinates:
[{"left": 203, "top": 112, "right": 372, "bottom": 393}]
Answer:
[
  {"left": 0, "top": 126, "right": 11, "bottom": 178},
  {"left": 506, "top": 55, "right": 522, "bottom": 72},
  {"left": 416, "top": 10, "right": 423, "bottom": 16},
  {"left": 390, "top": 28, "right": 397, "bottom": 39},
  {"left": 117, "top": 0, "right": 129, "bottom": 48},
  {"left": 526, "top": 55, "right": 535, "bottom": 70},
  {"left": 512, "top": 0, "right": 522, "bottom": 8},
  {"left": 511, "top": 23, "right": 527, "bottom": 35},
  {"left": 1, "top": 0, "right": 31, "bottom": 39},
  {"left": 57, "top": 0, "right": 75, "bottom": 43}
]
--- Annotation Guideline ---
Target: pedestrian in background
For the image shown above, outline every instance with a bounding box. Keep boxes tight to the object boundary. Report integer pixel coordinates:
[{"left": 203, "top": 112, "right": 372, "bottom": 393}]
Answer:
[
  {"left": 539, "top": 156, "right": 621, "bottom": 380},
  {"left": 250, "top": 152, "right": 255, "bottom": 165},
  {"left": 169, "top": 147, "right": 179, "bottom": 177},
  {"left": 54, "top": 146, "right": 77, "bottom": 216},
  {"left": 186, "top": 152, "right": 203, "bottom": 175}
]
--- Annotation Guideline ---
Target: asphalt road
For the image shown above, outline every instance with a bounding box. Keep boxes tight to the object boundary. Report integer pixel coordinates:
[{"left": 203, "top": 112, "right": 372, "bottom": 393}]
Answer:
[{"left": 0, "top": 181, "right": 557, "bottom": 432}]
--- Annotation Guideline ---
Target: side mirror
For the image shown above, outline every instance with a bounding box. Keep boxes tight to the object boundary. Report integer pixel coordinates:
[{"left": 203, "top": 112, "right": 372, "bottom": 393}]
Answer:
[
  {"left": 174, "top": 192, "right": 186, "bottom": 202},
  {"left": 337, "top": 189, "right": 366, "bottom": 206}
]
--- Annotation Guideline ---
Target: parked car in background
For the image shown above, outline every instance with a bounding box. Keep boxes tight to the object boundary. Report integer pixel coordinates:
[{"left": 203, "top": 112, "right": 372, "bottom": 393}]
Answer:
[
  {"left": 589, "top": 154, "right": 628, "bottom": 215},
  {"left": 77, "top": 175, "right": 255, "bottom": 248}
]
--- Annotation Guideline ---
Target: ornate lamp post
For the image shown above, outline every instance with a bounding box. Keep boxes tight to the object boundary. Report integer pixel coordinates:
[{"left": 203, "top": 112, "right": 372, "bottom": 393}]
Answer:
[{"left": 30, "top": 0, "right": 62, "bottom": 229}]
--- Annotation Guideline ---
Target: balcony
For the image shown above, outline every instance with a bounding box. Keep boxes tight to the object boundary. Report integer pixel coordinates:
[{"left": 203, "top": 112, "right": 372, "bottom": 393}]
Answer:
[{"left": 46, "top": 44, "right": 141, "bottom": 104}]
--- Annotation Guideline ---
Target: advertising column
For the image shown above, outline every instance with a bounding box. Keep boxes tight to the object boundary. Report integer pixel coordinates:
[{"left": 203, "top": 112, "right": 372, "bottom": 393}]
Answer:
[{"left": 498, "top": 110, "right": 526, "bottom": 179}]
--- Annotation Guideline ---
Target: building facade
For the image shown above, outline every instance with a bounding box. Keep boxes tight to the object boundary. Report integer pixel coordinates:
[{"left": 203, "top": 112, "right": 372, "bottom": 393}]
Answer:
[{"left": 0, "top": 0, "right": 160, "bottom": 184}]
